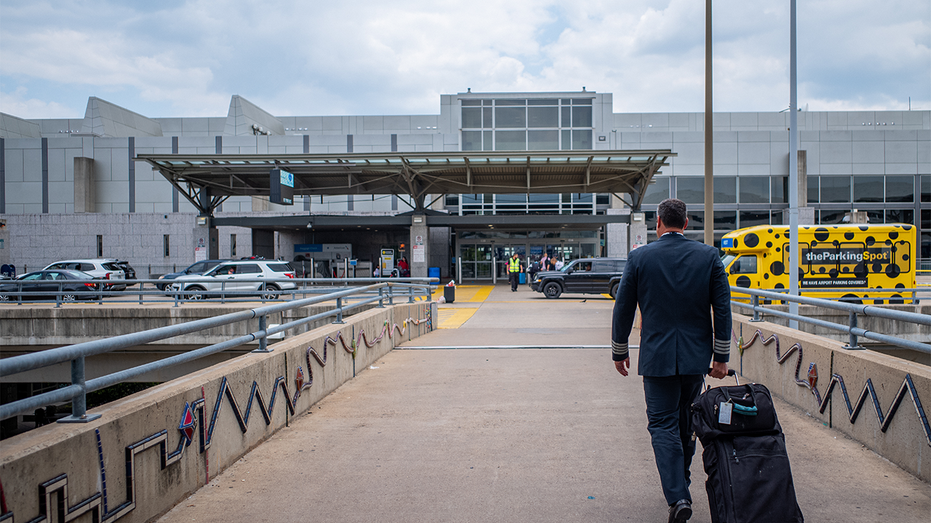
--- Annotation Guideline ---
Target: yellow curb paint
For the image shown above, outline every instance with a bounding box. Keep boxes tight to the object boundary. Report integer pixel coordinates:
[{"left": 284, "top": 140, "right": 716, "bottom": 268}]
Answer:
[
  {"left": 438, "top": 307, "right": 479, "bottom": 329},
  {"left": 431, "top": 285, "right": 494, "bottom": 303},
  {"left": 469, "top": 286, "right": 494, "bottom": 302}
]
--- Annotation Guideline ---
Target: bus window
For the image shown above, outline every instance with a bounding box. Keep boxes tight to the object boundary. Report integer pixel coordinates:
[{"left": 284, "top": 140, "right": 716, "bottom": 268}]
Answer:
[
  {"left": 729, "top": 255, "right": 758, "bottom": 274},
  {"left": 721, "top": 254, "right": 736, "bottom": 270}
]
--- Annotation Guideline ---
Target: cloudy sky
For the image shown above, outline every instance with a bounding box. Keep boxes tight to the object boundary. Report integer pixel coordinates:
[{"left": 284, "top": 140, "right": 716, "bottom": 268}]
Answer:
[{"left": 1, "top": 0, "right": 928, "bottom": 119}]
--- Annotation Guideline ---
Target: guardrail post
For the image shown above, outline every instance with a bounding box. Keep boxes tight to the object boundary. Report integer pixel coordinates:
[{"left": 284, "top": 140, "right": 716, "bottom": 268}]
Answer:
[
  {"left": 58, "top": 355, "right": 100, "bottom": 423},
  {"left": 378, "top": 287, "right": 385, "bottom": 308},
  {"left": 388, "top": 286, "right": 395, "bottom": 306},
  {"left": 408, "top": 286, "right": 414, "bottom": 303},
  {"left": 333, "top": 297, "right": 345, "bottom": 324},
  {"left": 844, "top": 311, "right": 863, "bottom": 350},
  {"left": 255, "top": 314, "right": 270, "bottom": 352},
  {"left": 750, "top": 294, "right": 763, "bottom": 322}
]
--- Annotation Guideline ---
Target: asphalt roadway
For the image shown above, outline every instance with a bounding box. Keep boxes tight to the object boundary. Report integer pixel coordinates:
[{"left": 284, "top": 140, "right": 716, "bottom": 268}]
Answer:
[{"left": 157, "top": 283, "right": 930, "bottom": 523}]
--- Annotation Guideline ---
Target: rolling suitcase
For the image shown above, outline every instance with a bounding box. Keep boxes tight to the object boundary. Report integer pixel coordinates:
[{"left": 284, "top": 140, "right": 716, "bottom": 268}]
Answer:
[{"left": 690, "top": 372, "right": 804, "bottom": 523}]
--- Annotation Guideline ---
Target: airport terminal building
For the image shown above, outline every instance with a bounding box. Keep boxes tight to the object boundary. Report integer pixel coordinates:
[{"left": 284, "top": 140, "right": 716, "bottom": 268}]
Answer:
[{"left": 0, "top": 91, "right": 928, "bottom": 281}]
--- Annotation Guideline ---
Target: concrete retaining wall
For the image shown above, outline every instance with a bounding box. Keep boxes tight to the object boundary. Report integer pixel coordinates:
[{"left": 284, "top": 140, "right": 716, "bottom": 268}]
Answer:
[
  {"left": 0, "top": 302, "right": 436, "bottom": 523},
  {"left": 733, "top": 313, "right": 931, "bottom": 481}
]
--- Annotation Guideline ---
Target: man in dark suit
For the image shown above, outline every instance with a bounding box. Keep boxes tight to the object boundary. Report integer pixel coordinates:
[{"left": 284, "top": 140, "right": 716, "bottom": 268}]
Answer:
[{"left": 611, "top": 198, "right": 731, "bottom": 523}]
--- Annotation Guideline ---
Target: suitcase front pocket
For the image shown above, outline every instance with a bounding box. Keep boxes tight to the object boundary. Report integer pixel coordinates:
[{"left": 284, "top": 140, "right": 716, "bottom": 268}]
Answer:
[{"left": 728, "top": 435, "right": 804, "bottom": 523}]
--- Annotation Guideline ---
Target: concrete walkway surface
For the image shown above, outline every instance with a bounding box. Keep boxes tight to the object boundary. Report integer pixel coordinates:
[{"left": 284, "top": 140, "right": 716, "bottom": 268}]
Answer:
[{"left": 157, "top": 284, "right": 930, "bottom": 522}]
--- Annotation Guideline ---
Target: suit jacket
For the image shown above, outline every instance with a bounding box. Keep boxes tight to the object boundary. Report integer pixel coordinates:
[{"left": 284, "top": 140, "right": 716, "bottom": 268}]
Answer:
[{"left": 611, "top": 233, "right": 731, "bottom": 377}]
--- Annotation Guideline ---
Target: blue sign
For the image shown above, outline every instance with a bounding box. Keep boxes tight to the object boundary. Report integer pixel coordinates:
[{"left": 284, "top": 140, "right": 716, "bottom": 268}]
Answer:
[
  {"left": 721, "top": 238, "right": 734, "bottom": 248},
  {"left": 295, "top": 244, "right": 323, "bottom": 253},
  {"left": 280, "top": 170, "right": 294, "bottom": 188},
  {"left": 269, "top": 168, "right": 294, "bottom": 205}
]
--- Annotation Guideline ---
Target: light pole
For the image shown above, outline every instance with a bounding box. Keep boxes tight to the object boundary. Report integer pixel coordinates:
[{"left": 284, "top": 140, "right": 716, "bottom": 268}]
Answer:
[
  {"left": 789, "top": 0, "right": 800, "bottom": 328},
  {"left": 704, "top": 0, "right": 714, "bottom": 246}
]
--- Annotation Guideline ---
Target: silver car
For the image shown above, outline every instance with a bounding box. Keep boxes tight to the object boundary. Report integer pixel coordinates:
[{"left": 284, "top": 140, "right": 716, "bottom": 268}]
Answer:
[
  {"left": 43, "top": 258, "right": 127, "bottom": 291},
  {"left": 168, "top": 260, "right": 296, "bottom": 300}
]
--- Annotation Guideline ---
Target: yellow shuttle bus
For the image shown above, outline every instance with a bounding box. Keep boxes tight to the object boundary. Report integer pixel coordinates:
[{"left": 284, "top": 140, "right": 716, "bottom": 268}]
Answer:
[{"left": 720, "top": 224, "right": 917, "bottom": 304}]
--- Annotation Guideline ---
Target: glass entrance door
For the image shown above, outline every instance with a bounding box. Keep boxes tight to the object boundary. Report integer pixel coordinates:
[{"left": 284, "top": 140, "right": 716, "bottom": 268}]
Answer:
[
  {"left": 460, "top": 244, "right": 494, "bottom": 280},
  {"left": 495, "top": 244, "right": 526, "bottom": 280}
]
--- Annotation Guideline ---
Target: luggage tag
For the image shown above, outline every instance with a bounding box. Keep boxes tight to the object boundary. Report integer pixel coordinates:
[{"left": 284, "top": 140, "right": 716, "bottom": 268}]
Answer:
[{"left": 718, "top": 401, "right": 733, "bottom": 425}]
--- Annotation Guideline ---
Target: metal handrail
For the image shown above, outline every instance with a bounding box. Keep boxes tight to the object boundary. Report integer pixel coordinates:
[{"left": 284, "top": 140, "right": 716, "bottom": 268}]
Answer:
[
  {"left": 0, "top": 277, "right": 438, "bottom": 306},
  {"left": 731, "top": 286, "right": 931, "bottom": 355},
  {"left": 0, "top": 282, "right": 433, "bottom": 422}
]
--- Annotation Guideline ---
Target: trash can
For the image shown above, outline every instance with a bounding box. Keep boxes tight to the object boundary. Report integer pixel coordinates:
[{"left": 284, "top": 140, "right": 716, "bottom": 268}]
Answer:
[
  {"left": 443, "top": 285, "right": 455, "bottom": 303},
  {"left": 428, "top": 267, "right": 440, "bottom": 280}
]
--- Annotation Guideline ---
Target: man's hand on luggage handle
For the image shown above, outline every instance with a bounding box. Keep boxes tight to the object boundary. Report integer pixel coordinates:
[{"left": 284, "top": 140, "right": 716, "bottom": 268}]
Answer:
[
  {"left": 709, "top": 361, "right": 729, "bottom": 379},
  {"left": 614, "top": 358, "right": 630, "bottom": 377}
]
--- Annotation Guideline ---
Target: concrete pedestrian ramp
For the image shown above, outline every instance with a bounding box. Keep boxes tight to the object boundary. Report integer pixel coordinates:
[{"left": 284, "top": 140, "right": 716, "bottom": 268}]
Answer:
[{"left": 159, "top": 284, "right": 930, "bottom": 522}]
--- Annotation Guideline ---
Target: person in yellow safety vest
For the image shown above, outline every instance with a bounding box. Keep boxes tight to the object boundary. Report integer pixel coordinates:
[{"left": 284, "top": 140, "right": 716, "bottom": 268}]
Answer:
[{"left": 508, "top": 252, "right": 523, "bottom": 292}]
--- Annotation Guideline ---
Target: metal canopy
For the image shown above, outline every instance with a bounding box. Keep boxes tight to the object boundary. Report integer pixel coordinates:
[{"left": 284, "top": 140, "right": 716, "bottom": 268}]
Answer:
[
  {"left": 137, "top": 150, "right": 674, "bottom": 216},
  {"left": 210, "top": 212, "right": 632, "bottom": 232}
]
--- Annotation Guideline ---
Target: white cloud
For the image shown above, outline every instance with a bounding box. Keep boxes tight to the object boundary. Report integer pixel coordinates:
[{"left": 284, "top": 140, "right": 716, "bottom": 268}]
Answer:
[
  {"left": 0, "top": 0, "right": 927, "bottom": 119},
  {"left": 0, "top": 87, "right": 80, "bottom": 118}
]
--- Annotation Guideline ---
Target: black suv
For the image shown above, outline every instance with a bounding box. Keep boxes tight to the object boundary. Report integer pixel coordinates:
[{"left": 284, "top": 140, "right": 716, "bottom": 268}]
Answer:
[{"left": 530, "top": 257, "right": 627, "bottom": 299}]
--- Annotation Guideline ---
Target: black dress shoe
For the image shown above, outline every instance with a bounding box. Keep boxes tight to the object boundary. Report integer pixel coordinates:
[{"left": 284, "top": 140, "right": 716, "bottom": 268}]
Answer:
[{"left": 668, "top": 499, "right": 692, "bottom": 523}]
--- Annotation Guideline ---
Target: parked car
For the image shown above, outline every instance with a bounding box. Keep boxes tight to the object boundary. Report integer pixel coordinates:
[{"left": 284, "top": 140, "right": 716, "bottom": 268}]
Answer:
[
  {"left": 42, "top": 259, "right": 127, "bottom": 290},
  {"left": 168, "top": 260, "right": 296, "bottom": 300},
  {"left": 114, "top": 260, "right": 136, "bottom": 281},
  {"left": 156, "top": 259, "right": 231, "bottom": 290},
  {"left": 0, "top": 270, "right": 101, "bottom": 302},
  {"left": 530, "top": 257, "right": 627, "bottom": 299}
]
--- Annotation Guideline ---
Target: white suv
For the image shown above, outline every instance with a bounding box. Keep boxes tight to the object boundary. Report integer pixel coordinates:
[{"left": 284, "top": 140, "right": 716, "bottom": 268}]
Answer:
[
  {"left": 43, "top": 258, "right": 127, "bottom": 290},
  {"left": 168, "top": 260, "right": 296, "bottom": 300}
]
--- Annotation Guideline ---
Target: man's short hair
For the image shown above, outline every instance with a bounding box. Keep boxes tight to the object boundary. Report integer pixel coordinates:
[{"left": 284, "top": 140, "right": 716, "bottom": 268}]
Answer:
[{"left": 657, "top": 198, "right": 687, "bottom": 229}]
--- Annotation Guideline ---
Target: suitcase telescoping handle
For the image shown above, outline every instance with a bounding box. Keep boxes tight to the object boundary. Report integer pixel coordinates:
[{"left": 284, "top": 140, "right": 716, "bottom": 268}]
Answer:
[{"left": 706, "top": 368, "right": 738, "bottom": 385}]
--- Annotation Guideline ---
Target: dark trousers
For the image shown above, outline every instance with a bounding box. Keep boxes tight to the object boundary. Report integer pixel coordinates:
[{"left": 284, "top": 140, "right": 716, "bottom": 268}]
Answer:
[
  {"left": 642, "top": 374, "right": 704, "bottom": 505},
  {"left": 509, "top": 272, "right": 519, "bottom": 291}
]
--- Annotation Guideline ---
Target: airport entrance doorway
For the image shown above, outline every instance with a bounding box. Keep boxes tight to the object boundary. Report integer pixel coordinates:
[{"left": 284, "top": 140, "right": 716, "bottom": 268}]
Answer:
[{"left": 455, "top": 230, "right": 600, "bottom": 284}]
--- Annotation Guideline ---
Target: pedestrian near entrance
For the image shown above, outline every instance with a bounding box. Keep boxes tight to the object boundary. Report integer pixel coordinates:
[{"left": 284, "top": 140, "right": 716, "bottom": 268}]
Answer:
[
  {"left": 528, "top": 259, "right": 541, "bottom": 286},
  {"left": 611, "top": 198, "right": 732, "bottom": 523},
  {"left": 397, "top": 257, "right": 410, "bottom": 277},
  {"left": 508, "top": 253, "right": 523, "bottom": 292}
]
